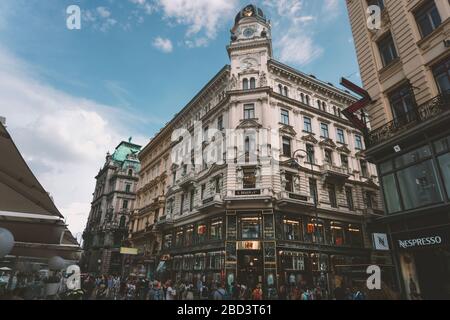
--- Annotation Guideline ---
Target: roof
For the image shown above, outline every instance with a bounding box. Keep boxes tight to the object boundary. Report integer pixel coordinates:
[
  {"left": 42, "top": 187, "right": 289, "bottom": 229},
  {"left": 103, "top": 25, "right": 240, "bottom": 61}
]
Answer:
[
  {"left": 112, "top": 140, "right": 142, "bottom": 163},
  {"left": 0, "top": 122, "right": 63, "bottom": 218}
]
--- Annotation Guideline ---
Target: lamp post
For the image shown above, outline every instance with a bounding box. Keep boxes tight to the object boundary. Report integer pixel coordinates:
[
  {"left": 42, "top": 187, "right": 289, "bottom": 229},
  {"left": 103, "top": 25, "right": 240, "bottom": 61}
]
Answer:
[{"left": 291, "top": 149, "right": 324, "bottom": 289}]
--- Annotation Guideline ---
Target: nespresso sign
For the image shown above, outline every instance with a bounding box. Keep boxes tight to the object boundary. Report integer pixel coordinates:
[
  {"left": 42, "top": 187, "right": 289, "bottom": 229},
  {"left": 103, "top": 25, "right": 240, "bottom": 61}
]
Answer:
[{"left": 395, "top": 227, "right": 449, "bottom": 250}]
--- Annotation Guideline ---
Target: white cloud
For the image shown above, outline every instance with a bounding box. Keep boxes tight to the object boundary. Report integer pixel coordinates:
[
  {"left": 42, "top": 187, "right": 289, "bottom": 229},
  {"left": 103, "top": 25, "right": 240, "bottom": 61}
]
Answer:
[
  {"left": 129, "top": 0, "right": 157, "bottom": 15},
  {"left": 278, "top": 31, "right": 324, "bottom": 66},
  {"left": 83, "top": 7, "right": 117, "bottom": 32},
  {"left": 97, "top": 7, "right": 112, "bottom": 19},
  {"left": 153, "top": 36, "right": 173, "bottom": 53},
  {"left": 0, "top": 47, "right": 148, "bottom": 236}
]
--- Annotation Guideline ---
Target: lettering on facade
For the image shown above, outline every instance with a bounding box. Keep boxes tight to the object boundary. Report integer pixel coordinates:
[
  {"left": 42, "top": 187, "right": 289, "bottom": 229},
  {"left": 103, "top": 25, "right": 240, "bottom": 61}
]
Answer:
[
  {"left": 398, "top": 236, "right": 443, "bottom": 249},
  {"left": 235, "top": 189, "right": 261, "bottom": 196},
  {"left": 288, "top": 193, "right": 308, "bottom": 201}
]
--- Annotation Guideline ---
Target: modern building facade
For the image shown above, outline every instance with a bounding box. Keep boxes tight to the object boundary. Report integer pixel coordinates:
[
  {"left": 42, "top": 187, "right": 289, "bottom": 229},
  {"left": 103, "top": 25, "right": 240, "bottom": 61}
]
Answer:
[
  {"left": 127, "top": 127, "right": 173, "bottom": 278},
  {"left": 146, "top": 4, "right": 387, "bottom": 296},
  {"left": 346, "top": 0, "right": 450, "bottom": 299},
  {"left": 82, "top": 140, "right": 141, "bottom": 275}
]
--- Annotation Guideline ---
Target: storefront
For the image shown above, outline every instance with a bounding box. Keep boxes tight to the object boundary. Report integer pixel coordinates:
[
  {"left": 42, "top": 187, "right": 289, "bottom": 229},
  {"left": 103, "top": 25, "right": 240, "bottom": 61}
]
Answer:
[{"left": 393, "top": 226, "right": 450, "bottom": 300}]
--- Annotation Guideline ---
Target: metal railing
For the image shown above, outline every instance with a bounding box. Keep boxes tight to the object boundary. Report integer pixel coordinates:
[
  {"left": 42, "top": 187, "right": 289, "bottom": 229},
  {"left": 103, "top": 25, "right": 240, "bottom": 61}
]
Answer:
[{"left": 366, "top": 91, "right": 450, "bottom": 147}]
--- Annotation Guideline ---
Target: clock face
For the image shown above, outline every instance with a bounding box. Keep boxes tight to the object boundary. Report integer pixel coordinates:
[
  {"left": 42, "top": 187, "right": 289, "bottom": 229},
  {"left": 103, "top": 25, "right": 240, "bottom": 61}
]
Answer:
[{"left": 243, "top": 28, "right": 255, "bottom": 38}]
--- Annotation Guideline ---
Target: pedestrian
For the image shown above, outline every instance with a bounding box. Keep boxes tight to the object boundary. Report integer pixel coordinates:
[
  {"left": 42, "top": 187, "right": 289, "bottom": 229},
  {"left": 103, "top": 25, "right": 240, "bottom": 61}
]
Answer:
[
  {"left": 267, "top": 285, "right": 278, "bottom": 300},
  {"left": 239, "top": 284, "right": 248, "bottom": 300},
  {"left": 231, "top": 282, "right": 240, "bottom": 300},
  {"left": 165, "top": 280, "right": 177, "bottom": 300},
  {"left": 200, "top": 283, "right": 209, "bottom": 300},
  {"left": 333, "top": 285, "right": 346, "bottom": 300},
  {"left": 278, "top": 284, "right": 287, "bottom": 300},
  {"left": 213, "top": 282, "right": 226, "bottom": 300},
  {"left": 251, "top": 283, "right": 263, "bottom": 300}
]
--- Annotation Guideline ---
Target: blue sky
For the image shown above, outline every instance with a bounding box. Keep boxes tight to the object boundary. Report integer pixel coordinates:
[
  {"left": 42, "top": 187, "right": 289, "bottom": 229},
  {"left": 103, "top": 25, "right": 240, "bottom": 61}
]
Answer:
[{"left": 0, "top": 0, "right": 361, "bottom": 237}]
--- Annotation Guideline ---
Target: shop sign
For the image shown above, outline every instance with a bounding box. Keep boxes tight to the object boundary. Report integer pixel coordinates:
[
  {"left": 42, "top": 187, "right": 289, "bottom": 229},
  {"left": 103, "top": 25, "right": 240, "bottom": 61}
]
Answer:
[
  {"left": 120, "top": 247, "right": 138, "bottom": 255},
  {"left": 394, "top": 227, "right": 449, "bottom": 250},
  {"left": 237, "top": 241, "right": 261, "bottom": 250},
  {"left": 372, "top": 233, "right": 390, "bottom": 251},
  {"left": 202, "top": 197, "right": 214, "bottom": 204},
  {"left": 235, "top": 189, "right": 261, "bottom": 196}
]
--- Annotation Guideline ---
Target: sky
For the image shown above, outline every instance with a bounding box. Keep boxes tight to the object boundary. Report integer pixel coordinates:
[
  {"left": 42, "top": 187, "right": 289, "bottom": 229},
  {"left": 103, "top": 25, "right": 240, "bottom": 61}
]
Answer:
[{"left": 0, "top": 0, "right": 361, "bottom": 240}]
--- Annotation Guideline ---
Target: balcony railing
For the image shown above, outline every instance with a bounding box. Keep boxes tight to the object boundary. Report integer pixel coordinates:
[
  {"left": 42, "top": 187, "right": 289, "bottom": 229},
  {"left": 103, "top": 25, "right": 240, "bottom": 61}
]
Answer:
[{"left": 367, "top": 91, "right": 450, "bottom": 148}]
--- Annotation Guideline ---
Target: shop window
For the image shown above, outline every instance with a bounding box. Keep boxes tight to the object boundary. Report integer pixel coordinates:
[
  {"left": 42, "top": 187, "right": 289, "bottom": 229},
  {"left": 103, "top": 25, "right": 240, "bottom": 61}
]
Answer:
[
  {"left": 329, "top": 222, "right": 345, "bottom": 246},
  {"left": 243, "top": 167, "right": 257, "bottom": 189},
  {"left": 175, "top": 229, "right": 184, "bottom": 247},
  {"left": 197, "top": 223, "right": 208, "bottom": 243},
  {"left": 281, "top": 251, "right": 306, "bottom": 271},
  {"left": 210, "top": 219, "right": 223, "bottom": 240},
  {"left": 382, "top": 174, "right": 402, "bottom": 214},
  {"left": 207, "top": 251, "right": 225, "bottom": 270},
  {"left": 310, "top": 253, "right": 328, "bottom": 272},
  {"left": 305, "top": 218, "right": 325, "bottom": 243},
  {"left": 283, "top": 218, "right": 302, "bottom": 241},
  {"left": 163, "top": 233, "right": 173, "bottom": 249},
  {"left": 241, "top": 216, "right": 261, "bottom": 239},
  {"left": 194, "top": 254, "right": 206, "bottom": 271},
  {"left": 437, "top": 153, "right": 450, "bottom": 199},
  {"left": 185, "top": 225, "right": 194, "bottom": 246},
  {"left": 183, "top": 255, "right": 194, "bottom": 271},
  {"left": 432, "top": 57, "right": 450, "bottom": 94},
  {"left": 414, "top": 0, "right": 442, "bottom": 39},
  {"left": 347, "top": 225, "right": 363, "bottom": 247},
  {"left": 173, "top": 256, "right": 183, "bottom": 271},
  {"left": 377, "top": 32, "right": 398, "bottom": 67}
]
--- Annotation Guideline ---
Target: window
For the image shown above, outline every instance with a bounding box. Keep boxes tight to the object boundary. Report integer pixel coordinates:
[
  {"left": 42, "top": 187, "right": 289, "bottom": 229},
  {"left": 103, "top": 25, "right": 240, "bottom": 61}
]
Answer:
[
  {"left": 341, "top": 154, "right": 349, "bottom": 170},
  {"left": 328, "top": 183, "right": 337, "bottom": 208},
  {"left": 305, "top": 218, "right": 324, "bottom": 243},
  {"left": 185, "top": 225, "right": 194, "bottom": 246},
  {"left": 381, "top": 174, "right": 402, "bottom": 214},
  {"left": 300, "top": 93, "right": 305, "bottom": 103},
  {"left": 360, "top": 160, "right": 369, "bottom": 178},
  {"left": 317, "top": 100, "right": 321, "bottom": 109},
  {"left": 201, "top": 184, "right": 206, "bottom": 199},
  {"left": 214, "top": 176, "right": 222, "bottom": 194},
  {"left": 322, "top": 102, "right": 327, "bottom": 112},
  {"left": 347, "top": 225, "right": 363, "bottom": 247},
  {"left": 309, "top": 178, "right": 318, "bottom": 205},
  {"left": 190, "top": 189, "right": 195, "bottom": 211},
  {"left": 389, "top": 84, "right": 416, "bottom": 123},
  {"left": 320, "top": 123, "right": 329, "bottom": 138},
  {"left": 217, "top": 115, "right": 224, "bottom": 130},
  {"left": 122, "top": 200, "right": 129, "bottom": 209},
  {"left": 210, "top": 219, "right": 223, "bottom": 240},
  {"left": 378, "top": 33, "right": 398, "bottom": 67},
  {"left": 324, "top": 149, "right": 333, "bottom": 165},
  {"left": 437, "top": 153, "right": 450, "bottom": 199},
  {"left": 337, "top": 128, "right": 345, "bottom": 144},
  {"left": 367, "top": 0, "right": 384, "bottom": 11},
  {"left": 355, "top": 135, "right": 363, "bottom": 150},
  {"left": 241, "top": 216, "right": 261, "bottom": 239},
  {"left": 250, "top": 77, "right": 256, "bottom": 89},
  {"left": 305, "top": 95, "right": 310, "bottom": 105},
  {"left": 125, "top": 184, "right": 131, "bottom": 193},
  {"left": 197, "top": 224, "right": 207, "bottom": 243},
  {"left": 284, "top": 86, "right": 289, "bottom": 97},
  {"left": 167, "top": 198, "right": 174, "bottom": 215},
  {"left": 329, "top": 222, "right": 345, "bottom": 246},
  {"left": 345, "top": 187, "right": 354, "bottom": 211},
  {"left": 304, "top": 117, "right": 312, "bottom": 133},
  {"left": 243, "top": 78, "right": 249, "bottom": 90},
  {"left": 128, "top": 169, "right": 133, "bottom": 176},
  {"left": 172, "top": 171, "right": 177, "bottom": 185},
  {"left": 243, "top": 168, "right": 257, "bottom": 189},
  {"left": 432, "top": 57, "right": 450, "bottom": 94},
  {"left": 281, "top": 109, "right": 290, "bottom": 125},
  {"left": 414, "top": 1, "right": 442, "bottom": 38},
  {"left": 282, "top": 137, "right": 292, "bottom": 157},
  {"left": 163, "top": 233, "right": 173, "bottom": 249},
  {"left": 306, "top": 144, "right": 315, "bottom": 164},
  {"left": 278, "top": 84, "right": 283, "bottom": 94},
  {"left": 175, "top": 229, "right": 184, "bottom": 247},
  {"left": 194, "top": 254, "right": 206, "bottom": 271},
  {"left": 365, "top": 191, "right": 374, "bottom": 209},
  {"left": 285, "top": 172, "right": 294, "bottom": 192},
  {"left": 244, "top": 104, "right": 255, "bottom": 119},
  {"left": 283, "top": 218, "right": 302, "bottom": 241},
  {"left": 180, "top": 194, "right": 185, "bottom": 214}
]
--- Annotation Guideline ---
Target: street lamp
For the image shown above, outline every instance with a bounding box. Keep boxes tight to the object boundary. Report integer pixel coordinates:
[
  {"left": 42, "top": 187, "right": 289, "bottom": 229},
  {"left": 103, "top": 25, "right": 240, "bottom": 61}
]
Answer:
[{"left": 291, "top": 149, "right": 323, "bottom": 289}]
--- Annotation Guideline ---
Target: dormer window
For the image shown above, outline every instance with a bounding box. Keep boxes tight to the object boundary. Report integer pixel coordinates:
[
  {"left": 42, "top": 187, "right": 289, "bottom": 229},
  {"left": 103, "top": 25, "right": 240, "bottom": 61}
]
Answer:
[{"left": 128, "top": 169, "right": 133, "bottom": 176}]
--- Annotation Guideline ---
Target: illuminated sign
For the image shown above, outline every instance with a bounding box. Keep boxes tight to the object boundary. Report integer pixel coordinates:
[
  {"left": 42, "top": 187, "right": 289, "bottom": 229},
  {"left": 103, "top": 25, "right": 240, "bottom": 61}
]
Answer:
[
  {"left": 237, "top": 241, "right": 261, "bottom": 250},
  {"left": 120, "top": 247, "right": 138, "bottom": 255}
]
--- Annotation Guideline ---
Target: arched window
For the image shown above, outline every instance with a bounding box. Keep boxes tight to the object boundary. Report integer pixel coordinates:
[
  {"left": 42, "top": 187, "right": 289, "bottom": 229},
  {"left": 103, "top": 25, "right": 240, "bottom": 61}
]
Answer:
[
  {"left": 333, "top": 106, "right": 337, "bottom": 115},
  {"left": 128, "top": 169, "right": 133, "bottom": 176},
  {"left": 322, "top": 102, "right": 327, "bottom": 112},
  {"left": 250, "top": 77, "right": 256, "bottom": 89},
  {"left": 278, "top": 84, "right": 283, "bottom": 94},
  {"left": 338, "top": 108, "right": 342, "bottom": 118},
  {"left": 243, "top": 78, "right": 249, "bottom": 90},
  {"left": 119, "top": 215, "right": 126, "bottom": 228},
  {"left": 306, "top": 95, "right": 310, "bottom": 105},
  {"left": 284, "top": 86, "right": 289, "bottom": 97},
  {"left": 317, "top": 100, "right": 321, "bottom": 108},
  {"left": 300, "top": 93, "right": 305, "bottom": 103}
]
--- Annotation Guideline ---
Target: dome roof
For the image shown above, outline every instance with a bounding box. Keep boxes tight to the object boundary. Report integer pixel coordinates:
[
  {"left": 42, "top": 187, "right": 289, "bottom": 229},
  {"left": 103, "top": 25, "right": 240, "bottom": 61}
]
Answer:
[{"left": 234, "top": 4, "right": 266, "bottom": 25}]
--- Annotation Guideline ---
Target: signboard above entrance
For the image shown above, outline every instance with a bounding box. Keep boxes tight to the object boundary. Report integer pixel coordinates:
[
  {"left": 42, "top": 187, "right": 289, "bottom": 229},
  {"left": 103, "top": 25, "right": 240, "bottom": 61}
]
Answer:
[
  {"left": 237, "top": 241, "right": 261, "bottom": 250},
  {"left": 120, "top": 247, "right": 138, "bottom": 255}
]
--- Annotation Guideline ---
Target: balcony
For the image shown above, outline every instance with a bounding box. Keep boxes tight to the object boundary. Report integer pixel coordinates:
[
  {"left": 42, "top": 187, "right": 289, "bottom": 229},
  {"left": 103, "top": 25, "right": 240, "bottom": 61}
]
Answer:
[
  {"left": 178, "top": 171, "right": 196, "bottom": 188},
  {"left": 367, "top": 91, "right": 450, "bottom": 148},
  {"left": 320, "top": 163, "right": 350, "bottom": 184}
]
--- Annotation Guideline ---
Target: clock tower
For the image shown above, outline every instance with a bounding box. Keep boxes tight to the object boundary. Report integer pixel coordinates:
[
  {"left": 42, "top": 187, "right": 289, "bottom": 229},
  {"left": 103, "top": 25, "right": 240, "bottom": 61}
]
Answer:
[{"left": 227, "top": 4, "right": 272, "bottom": 89}]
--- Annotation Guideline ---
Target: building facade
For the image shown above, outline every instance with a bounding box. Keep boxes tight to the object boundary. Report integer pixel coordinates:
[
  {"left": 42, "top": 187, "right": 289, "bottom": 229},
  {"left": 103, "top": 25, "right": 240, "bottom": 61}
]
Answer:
[
  {"left": 146, "top": 4, "right": 387, "bottom": 296},
  {"left": 346, "top": 0, "right": 450, "bottom": 299},
  {"left": 127, "top": 127, "right": 173, "bottom": 278},
  {"left": 82, "top": 140, "right": 141, "bottom": 275}
]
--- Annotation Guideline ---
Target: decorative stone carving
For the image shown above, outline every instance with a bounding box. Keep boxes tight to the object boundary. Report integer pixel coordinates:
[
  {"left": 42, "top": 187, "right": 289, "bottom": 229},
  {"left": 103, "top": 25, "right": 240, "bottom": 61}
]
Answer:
[
  {"left": 293, "top": 175, "right": 301, "bottom": 192},
  {"left": 259, "top": 71, "right": 267, "bottom": 87},
  {"left": 230, "top": 74, "right": 238, "bottom": 90}
]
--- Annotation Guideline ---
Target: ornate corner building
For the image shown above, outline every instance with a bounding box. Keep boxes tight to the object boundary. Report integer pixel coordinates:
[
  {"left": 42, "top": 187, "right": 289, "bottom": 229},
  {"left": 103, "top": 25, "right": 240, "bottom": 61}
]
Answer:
[
  {"left": 82, "top": 140, "right": 142, "bottom": 275},
  {"left": 129, "top": 4, "right": 390, "bottom": 295},
  {"left": 346, "top": 0, "right": 450, "bottom": 299}
]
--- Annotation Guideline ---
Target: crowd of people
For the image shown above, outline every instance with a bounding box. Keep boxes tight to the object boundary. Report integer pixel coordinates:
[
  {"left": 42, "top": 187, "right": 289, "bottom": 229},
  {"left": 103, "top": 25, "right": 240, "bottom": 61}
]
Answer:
[{"left": 79, "top": 275, "right": 370, "bottom": 300}]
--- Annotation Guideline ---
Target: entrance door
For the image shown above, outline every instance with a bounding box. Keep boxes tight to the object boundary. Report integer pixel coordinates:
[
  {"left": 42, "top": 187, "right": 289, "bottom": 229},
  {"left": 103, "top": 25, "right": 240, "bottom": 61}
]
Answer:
[
  {"left": 415, "top": 248, "right": 450, "bottom": 300},
  {"left": 237, "top": 250, "right": 263, "bottom": 291}
]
